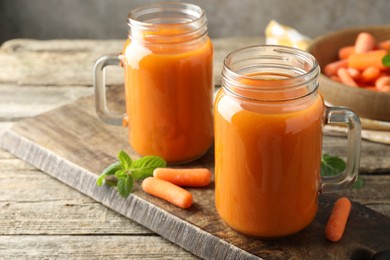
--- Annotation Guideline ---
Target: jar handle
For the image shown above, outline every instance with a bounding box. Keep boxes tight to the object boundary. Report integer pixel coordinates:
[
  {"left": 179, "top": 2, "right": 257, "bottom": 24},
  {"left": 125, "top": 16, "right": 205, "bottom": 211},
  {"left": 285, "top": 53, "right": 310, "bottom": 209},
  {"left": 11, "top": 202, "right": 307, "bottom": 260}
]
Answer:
[
  {"left": 321, "top": 106, "right": 361, "bottom": 193},
  {"left": 93, "top": 54, "right": 125, "bottom": 126}
]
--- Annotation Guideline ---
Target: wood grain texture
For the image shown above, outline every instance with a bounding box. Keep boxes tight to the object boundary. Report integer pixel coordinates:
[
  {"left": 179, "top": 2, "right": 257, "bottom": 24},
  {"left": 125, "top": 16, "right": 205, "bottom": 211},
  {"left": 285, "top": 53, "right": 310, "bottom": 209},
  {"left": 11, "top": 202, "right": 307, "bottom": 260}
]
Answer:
[
  {"left": 0, "top": 85, "right": 93, "bottom": 120},
  {"left": 0, "top": 38, "right": 263, "bottom": 87},
  {"left": 0, "top": 167, "right": 151, "bottom": 235},
  {"left": 323, "top": 135, "right": 390, "bottom": 173},
  {"left": 1, "top": 89, "right": 389, "bottom": 259},
  {"left": 0, "top": 235, "right": 198, "bottom": 259},
  {"left": 0, "top": 147, "right": 197, "bottom": 258}
]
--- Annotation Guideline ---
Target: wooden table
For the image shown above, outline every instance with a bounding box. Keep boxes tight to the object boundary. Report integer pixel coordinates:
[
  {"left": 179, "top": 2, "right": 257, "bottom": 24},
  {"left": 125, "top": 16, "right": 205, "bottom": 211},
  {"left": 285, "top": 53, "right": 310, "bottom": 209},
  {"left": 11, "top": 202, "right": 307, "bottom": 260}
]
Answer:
[{"left": 0, "top": 38, "right": 389, "bottom": 259}]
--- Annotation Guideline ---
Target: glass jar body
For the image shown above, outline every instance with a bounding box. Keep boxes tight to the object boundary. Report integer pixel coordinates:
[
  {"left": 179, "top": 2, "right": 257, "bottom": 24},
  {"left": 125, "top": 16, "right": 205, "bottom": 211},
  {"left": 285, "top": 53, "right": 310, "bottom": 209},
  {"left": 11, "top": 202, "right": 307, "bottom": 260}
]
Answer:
[
  {"left": 122, "top": 3, "right": 214, "bottom": 164},
  {"left": 214, "top": 88, "right": 324, "bottom": 237},
  {"left": 214, "top": 45, "right": 325, "bottom": 237}
]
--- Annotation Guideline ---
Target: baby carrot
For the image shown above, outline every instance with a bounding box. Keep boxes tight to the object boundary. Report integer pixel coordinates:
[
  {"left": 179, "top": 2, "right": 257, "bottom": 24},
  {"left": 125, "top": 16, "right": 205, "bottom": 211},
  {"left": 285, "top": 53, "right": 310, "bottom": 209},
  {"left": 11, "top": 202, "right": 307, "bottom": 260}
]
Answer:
[
  {"left": 354, "top": 32, "right": 375, "bottom": 53},
  {"left": 324, "top": 59, "right": 348, "bottom": 76},
  {"left": 142, "top": 177, "right": 193, "bottom": 209},
  {"left": 348, "top": 50, "right": 387, "bottom": 70},
  {"left": 347, "top": 67, "right": 361, "bottom": 80},
  {"left": 325, "top": 197, "right": 352, "bottom": 242},
  {"left": 337, "top": 68, "right": 358, "bottom": 87},
  {"left": 338, "top": 45, "right": 355, "bottom": 60},
  {"left": 376, "top": 76, "right": 390, "bottom": 92},
  {"left": 153, "top": 168, "right": 211, "bottom": 187},
  {"left": 378, "top": 39, "right": 390, "bottom": 51},
  {"left": 362, "top": 66, "right": 381, "bottom": 83}
]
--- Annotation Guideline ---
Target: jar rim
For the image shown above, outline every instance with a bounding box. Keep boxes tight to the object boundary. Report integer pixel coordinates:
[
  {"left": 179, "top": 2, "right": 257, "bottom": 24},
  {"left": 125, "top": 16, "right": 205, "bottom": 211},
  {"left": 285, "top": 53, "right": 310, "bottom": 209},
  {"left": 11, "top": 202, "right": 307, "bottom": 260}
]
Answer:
[
  {"left": 222, "top": 45, "right": 320, "bottom": 102},
  {"left": 128, "top": 2, "right": 205, "bottom": 28}
]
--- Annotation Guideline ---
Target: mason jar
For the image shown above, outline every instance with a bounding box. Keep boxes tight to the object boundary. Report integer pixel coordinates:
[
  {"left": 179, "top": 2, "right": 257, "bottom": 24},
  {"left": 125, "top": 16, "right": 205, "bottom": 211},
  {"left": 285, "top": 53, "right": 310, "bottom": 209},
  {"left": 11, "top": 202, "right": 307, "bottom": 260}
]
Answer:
[
  {"left": 94, "top": 2, "right": 213, "bottom": 164},
  {"left": 214, "top": 45, "right": 361, "bottom": 238}
]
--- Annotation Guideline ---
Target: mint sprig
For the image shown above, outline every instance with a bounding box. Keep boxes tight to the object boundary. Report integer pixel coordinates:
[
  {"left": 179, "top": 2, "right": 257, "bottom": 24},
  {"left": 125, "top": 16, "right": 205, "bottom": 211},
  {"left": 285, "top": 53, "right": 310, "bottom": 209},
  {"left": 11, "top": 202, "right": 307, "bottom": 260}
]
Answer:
[
  {"left": 382, "top": 54, "right": 390, "bottom": 67},
  {"left": 96, "top": 150, "right": 166, "bottom": 197},
  {"left": 321, "top": 154, "right": 363, "bottom": 189}
]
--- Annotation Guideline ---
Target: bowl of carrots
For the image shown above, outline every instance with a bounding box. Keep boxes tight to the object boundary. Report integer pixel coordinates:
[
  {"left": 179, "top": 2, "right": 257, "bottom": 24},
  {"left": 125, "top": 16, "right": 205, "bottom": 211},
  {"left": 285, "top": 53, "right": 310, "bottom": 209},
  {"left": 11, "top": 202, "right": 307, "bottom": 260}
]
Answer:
[{"left": 307, "top": 26, "right": 390, "bottom": 121}]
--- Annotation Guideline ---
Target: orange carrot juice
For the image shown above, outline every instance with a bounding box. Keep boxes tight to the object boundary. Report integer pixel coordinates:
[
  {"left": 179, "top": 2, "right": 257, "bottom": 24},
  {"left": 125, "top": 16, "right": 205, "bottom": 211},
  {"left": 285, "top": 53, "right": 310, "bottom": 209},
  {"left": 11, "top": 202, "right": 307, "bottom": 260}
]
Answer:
[
  {"left": 122, "top": 35, "right": 213, "bottom": 163},
  {"left": 91, "top": 2, "right": 216, "bottom": 164},
  {"left": 214, "top": 45, "right": 361, "bottom": 238},
  {"left": 215, "top": 84, "right": 324, "bottom": 237}
]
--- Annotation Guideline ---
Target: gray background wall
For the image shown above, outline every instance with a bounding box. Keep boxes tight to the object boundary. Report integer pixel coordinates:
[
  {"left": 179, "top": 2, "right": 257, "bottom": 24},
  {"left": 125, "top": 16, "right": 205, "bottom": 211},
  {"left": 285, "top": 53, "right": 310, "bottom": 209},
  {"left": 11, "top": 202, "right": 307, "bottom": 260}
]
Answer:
[{"left": 0, "top": 0, "right": 389, "bottom": 44}]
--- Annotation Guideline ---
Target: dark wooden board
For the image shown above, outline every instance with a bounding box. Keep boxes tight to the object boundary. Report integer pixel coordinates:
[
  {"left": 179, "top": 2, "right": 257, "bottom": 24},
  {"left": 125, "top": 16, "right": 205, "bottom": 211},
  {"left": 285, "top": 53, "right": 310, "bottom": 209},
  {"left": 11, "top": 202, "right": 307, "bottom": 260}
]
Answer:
[{"left": 1, "top": 87, "right": 390, "bottom": 259}]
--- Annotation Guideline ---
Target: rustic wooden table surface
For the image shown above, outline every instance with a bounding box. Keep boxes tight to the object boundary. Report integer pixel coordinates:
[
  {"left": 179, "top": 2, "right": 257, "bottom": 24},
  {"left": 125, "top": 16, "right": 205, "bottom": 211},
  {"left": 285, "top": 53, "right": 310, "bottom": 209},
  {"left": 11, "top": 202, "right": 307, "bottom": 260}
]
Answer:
[{"left": 0, "top": 38, "right": 389, "bottom": 259}]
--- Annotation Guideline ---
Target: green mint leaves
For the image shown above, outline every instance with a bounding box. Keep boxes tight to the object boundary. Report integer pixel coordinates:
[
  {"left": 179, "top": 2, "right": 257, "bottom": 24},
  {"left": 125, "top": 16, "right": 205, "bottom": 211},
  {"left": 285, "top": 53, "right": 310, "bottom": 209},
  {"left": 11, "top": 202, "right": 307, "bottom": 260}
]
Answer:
[
  {"left": 321, "top": 154, "right": 364, "bottom": 189},
  {"left": 321, "top": 154, "right": 346, "bottom": 177},
  {"left": 382, "top": 54, "right": 390, "bottom": 67},
  {"left": 118, "top": 150, "right": 132, "bottom": 170},
  {"left": 96, "top": 150, "right": 166, "bottom": 197},
  {"left": 96, "top": 161, "right": 122, "bottom": 186}
]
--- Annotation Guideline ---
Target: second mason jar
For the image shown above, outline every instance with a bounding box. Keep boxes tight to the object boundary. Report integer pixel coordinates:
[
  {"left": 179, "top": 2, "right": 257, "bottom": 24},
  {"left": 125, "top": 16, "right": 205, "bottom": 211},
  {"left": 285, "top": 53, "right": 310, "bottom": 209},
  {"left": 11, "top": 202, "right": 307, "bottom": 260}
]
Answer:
[
  {"left": 94, "top": 3, "right": 213, "bottom": 164},
  {"left": 214, "top": 45, "right": 361, "bottom": 238}
]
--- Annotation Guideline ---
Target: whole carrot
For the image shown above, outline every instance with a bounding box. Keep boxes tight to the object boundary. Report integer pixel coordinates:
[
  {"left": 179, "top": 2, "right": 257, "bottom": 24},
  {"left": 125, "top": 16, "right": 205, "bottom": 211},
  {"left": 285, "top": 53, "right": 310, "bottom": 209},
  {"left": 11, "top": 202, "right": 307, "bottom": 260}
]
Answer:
[
  {"left": 142, "top": 177, "right": 193, "bottom": 209},
  {"left": 324, "top": 59, "right": 348, "bottom": 76},
  {"left": 153, "top": 168, "right": 211, "bottom": 187},
  {"left": 347, "top": 67, "right": 361, "bottom": 80},
  {"left": 379, "top": 39, "right": 390, "bottom": 50},
  {"left": 338, "top": 45, "right": 355, "bottom": 60},
  {"left": 362, "top": 66, "right": 381, "bottom": 83},
  {"left": 376, "top": 76, "right": 390, "bottom": 92},
  {"left": 337, "top": 68, "right": 358, "bottom": 87},
  {"left": 325, "top": 197, "right": 352, "bottom": 242},
  {"left": 354, "top": 32, "right": 375, "bottom": 53},
  {"left": 348, "top": 50, "right": 387, "bottom": 70}
]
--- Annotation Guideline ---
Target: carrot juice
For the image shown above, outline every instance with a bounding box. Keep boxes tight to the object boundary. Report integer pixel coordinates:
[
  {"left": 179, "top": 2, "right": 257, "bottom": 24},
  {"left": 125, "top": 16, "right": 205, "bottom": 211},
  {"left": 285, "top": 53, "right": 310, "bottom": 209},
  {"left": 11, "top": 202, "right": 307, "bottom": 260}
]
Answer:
[
  {"left": 215, "top": 45, "right": 324, "bottom": 238},
  {"left": 122, "top": 37, "right": 213, "bottom": 163},
  {"left": 91, "top": 3, "right": 215, "bottom": 164},
  {"left": 215, "top": 86, "right": 324, "bottom": 237},
  {"left": 214, "top": 45, "right": 361, "bottom": 238}
]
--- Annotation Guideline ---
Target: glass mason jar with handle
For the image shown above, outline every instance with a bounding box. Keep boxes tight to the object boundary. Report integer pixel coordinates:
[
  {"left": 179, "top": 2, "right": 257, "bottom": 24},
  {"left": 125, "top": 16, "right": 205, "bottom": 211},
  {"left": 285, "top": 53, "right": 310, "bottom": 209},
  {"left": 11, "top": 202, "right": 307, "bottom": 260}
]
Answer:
[
  {"left": 214, "top": 45, "right": 361, "bottom": 238},
  {"left": 94, "top": 2, "right": 213, "bottom": 164}
]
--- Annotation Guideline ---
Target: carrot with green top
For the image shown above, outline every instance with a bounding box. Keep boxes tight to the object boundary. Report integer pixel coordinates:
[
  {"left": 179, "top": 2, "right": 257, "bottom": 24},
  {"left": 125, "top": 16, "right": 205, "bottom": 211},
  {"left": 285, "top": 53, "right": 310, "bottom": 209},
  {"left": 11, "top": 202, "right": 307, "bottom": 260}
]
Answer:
[
  {"left": 153, "top": 168, "right": 211, "bottom": 187},
  {"left": 348, "top": 50, "right": 387, "bottom": 70},
  {"left": 325, "top": 197, "right": 352, "bottom": 242},
  {"left": 142, "top": 177, "right": 193, "bottom": 209}
]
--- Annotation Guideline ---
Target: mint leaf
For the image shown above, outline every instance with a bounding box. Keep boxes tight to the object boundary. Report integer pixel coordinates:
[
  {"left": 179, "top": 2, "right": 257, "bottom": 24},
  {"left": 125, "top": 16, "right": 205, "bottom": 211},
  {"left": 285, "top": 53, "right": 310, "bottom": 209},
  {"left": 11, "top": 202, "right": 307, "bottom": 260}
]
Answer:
[
  {"left": 115, "top": 169, "right": 127, "bottom": 179},
  {"left": 118, "top": 150, "right": 132, "bottom": 170},
  {"left": 321, "top": 154, "right": 346, "bottom": 176},
  {"left": 382, "top": 54, "right": 390, "bottom": 67},
  {"left": 321, "top": 154, "right": 363, "bottom": 189},
  {"left": 96, "top": 161, "right": 122, "bottom": 186},
  {"left": 352, "top": 176, "right": 364, "bottom": 189},
  {"left": 131, "top": 156, "right": 166, "bottom": 180},
  {"left": 117, "top": 175, "right": 133, "bottom": 198},
  {"left": 96, "top": 152, "right": 166, "bottom": 197},
  {"left": 104, "top": 175, "right": 118, "bottom": 187}
]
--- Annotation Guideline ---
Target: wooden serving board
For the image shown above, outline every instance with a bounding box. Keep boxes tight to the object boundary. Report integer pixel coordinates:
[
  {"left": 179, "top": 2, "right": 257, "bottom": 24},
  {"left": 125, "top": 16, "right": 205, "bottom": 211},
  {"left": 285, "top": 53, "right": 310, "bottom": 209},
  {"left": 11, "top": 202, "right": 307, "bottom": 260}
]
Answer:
[{"left": 1, "top": 86, "right": 390, "bottom": 259}]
